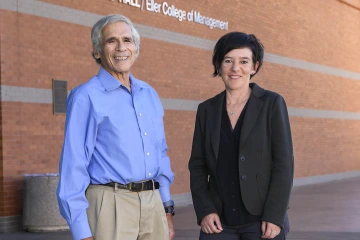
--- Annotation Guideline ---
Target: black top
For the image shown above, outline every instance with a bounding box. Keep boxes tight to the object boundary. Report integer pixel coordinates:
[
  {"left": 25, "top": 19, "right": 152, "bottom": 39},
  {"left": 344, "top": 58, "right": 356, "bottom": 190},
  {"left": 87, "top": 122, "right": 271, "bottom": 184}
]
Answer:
[{"left": 216, "top": 96, "right": 261, "bottom": 226}]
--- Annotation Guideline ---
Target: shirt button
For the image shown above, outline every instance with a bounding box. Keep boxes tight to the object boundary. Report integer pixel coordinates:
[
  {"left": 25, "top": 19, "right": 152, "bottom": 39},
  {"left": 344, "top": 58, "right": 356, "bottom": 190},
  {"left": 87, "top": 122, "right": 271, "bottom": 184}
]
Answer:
[
  {"left": 148, "top": 173, "right": 151, "bottom": 176},
  {"left": 144, "top": 132, "right": 147, "bottom": 136},
  {"left": 147, "top": 152, "right": 150, "bottom": 156},
  {"left": 232, "top": 208, "right": 236, "bottom": 212},
  {"left": 240, "top": 156, "right": 245, "bottom": 162},
  {"left": 241, "top": 175, "right": 247, "bottom": 180},
  {"left": 139, "top": 113, "right": 142, "bottom": 116}
]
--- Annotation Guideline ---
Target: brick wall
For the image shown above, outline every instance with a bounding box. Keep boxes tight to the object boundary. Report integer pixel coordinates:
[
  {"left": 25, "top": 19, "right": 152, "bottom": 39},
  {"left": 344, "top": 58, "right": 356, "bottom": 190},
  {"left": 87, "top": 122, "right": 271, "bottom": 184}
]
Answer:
[{"left": 0, "top": 0, "right": 359, "bottom": 231}]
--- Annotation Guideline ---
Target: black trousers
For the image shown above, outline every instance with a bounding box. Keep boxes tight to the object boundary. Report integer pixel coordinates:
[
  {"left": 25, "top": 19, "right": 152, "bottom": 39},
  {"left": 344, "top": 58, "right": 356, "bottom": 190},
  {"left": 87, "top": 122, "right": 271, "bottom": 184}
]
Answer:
[{"left": 199, "top": 214, "right": 289, "bottom": 240}]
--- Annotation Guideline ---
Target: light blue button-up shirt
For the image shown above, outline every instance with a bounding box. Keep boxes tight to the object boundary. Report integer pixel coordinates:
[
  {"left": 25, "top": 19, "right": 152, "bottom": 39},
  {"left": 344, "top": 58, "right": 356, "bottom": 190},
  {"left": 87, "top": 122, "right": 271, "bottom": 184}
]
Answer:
[{"left": 57, "top": 67, "right": 174, "bottom": 240}]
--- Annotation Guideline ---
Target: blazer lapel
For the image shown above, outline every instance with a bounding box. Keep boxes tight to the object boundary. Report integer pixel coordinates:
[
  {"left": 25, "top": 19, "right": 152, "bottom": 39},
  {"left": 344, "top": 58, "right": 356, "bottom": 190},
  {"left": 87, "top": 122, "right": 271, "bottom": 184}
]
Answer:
[
  {"left": 207, "top": 91, "right": 224, "bottom": 160},
  {"left": 240, "top": 83, "right": 264, "bottom": 150}
]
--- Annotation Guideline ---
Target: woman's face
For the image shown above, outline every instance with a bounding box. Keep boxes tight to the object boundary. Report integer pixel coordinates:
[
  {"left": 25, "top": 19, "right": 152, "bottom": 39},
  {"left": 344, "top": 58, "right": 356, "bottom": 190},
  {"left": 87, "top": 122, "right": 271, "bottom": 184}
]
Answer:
[{"left": 220, "top": 48, "right": 258, "bottom": 91}]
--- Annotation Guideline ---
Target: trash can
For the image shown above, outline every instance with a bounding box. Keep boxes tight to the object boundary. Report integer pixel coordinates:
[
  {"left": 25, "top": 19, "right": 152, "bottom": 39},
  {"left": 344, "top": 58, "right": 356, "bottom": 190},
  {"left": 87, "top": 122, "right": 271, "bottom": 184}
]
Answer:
[{"left": 23, "top": 174, "right": 69, "bottom": 232}]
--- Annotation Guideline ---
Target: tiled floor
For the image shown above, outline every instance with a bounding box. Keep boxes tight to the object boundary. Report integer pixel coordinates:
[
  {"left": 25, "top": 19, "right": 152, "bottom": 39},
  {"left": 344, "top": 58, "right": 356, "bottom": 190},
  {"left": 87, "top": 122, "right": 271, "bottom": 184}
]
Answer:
[{"left": 1, "top": 176, "right": 360, "bottom": 240}]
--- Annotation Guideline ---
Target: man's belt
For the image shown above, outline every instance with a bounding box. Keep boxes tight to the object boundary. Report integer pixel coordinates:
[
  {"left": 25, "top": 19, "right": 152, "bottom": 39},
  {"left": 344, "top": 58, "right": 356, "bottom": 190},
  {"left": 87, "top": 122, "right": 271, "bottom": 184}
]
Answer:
[{"left": 103, "top": 180, "right": 159, "bottom": 192}]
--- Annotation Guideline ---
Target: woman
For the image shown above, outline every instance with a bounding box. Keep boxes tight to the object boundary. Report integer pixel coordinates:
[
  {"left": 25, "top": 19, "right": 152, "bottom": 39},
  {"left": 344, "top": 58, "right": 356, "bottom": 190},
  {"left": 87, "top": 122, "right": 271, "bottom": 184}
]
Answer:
[{"left": 188, "top": 32, "right": 293, "bottom": 240}]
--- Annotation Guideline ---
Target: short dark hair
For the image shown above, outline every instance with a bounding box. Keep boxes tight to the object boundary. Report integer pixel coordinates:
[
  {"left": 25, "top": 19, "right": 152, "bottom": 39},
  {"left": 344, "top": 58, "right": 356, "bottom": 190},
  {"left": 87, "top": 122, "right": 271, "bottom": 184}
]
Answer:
[{"left": 212, "top": 32, "right": 264, "bottom": 78}]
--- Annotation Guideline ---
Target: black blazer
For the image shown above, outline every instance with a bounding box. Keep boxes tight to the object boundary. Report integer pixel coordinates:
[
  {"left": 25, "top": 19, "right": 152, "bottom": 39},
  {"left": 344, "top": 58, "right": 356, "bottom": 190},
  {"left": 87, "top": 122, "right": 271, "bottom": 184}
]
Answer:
[{"left": 188, "top": 83, "right": 294, "bottom": 228}]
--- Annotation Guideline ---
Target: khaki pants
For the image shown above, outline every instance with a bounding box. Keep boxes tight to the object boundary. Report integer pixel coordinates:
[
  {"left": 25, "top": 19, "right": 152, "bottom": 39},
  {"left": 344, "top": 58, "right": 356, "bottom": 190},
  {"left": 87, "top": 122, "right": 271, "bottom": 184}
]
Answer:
[{"left": 86, "top": 184, "right": 169, "bottom": 240}]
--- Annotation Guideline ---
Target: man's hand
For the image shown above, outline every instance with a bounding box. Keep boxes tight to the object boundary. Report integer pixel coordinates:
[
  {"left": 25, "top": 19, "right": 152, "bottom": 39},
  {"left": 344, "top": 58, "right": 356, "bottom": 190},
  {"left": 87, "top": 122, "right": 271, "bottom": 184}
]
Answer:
[
  {"left": 166, "top": 213, "right": 175, "bottom": 240},
  {"left": 81, "top": 237, "right": 94, "bottom": 240},
  {"left": 261, "top": 221, "right": 281, "bottom": 239},
  {"left": 200, "top": 213, "right": 223, "bottom": 234}
]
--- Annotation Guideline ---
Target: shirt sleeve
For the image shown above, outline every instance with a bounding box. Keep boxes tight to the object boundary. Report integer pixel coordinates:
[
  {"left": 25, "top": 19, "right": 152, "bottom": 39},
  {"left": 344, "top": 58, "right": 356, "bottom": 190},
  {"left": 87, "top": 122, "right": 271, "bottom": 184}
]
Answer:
[
  {"left": 156, "top": 139, "right": 174, "bottom": 203},
  {"left": 56, "top": 92, "right": 98, "bottom": 240},
  {"left": 152, "top": 91, "right": 174, "bottom": 203}
]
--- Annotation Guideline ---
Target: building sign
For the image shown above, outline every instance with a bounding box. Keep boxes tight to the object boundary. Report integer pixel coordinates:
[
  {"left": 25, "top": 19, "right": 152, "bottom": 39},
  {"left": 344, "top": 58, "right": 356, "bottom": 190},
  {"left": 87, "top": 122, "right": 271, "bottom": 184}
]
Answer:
[
  {"left": 110, "top": 0, "right": 229, "bottom": 30},
  {"left": 52, "top": 80, "right": 67, "bottom": 114}
]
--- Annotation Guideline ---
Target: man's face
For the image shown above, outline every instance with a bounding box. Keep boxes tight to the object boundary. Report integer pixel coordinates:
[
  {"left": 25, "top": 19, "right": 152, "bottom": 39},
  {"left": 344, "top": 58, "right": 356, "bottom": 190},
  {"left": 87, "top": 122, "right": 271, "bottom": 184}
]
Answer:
[{"left": 93, "top": 21, "right": 137, "bottom": 78}]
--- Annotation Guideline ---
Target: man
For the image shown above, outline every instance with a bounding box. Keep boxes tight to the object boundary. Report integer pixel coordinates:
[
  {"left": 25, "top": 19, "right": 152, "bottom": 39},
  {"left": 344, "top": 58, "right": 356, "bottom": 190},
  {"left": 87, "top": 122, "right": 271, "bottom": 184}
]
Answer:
[{"left": 57, "top": 14, "right": 175, "bottom": 240}]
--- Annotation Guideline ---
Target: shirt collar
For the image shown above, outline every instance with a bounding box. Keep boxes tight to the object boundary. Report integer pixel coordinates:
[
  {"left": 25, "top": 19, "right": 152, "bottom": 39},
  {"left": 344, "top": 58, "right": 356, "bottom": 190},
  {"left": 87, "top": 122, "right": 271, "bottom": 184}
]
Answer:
[{"left": 97, "top": 67, "right": 149, "bottom": 91}]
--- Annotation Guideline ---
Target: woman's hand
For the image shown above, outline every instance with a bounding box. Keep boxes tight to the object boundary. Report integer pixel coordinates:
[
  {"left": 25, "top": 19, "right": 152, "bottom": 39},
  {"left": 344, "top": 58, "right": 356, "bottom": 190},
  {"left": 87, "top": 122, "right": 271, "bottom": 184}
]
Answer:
[
  {"left": 261, "top": 221, "right": 281, "bottom": 239},
  {"left": 200, "top": 213, "right": 223, "bottom": 234}
]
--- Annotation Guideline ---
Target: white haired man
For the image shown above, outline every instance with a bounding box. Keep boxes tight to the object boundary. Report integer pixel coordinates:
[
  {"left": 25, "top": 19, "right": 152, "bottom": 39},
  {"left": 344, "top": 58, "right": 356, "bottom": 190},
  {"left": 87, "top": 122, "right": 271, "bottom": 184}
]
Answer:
[{"left": 57, "top": 14, "right": 175, "bottom": 240}]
